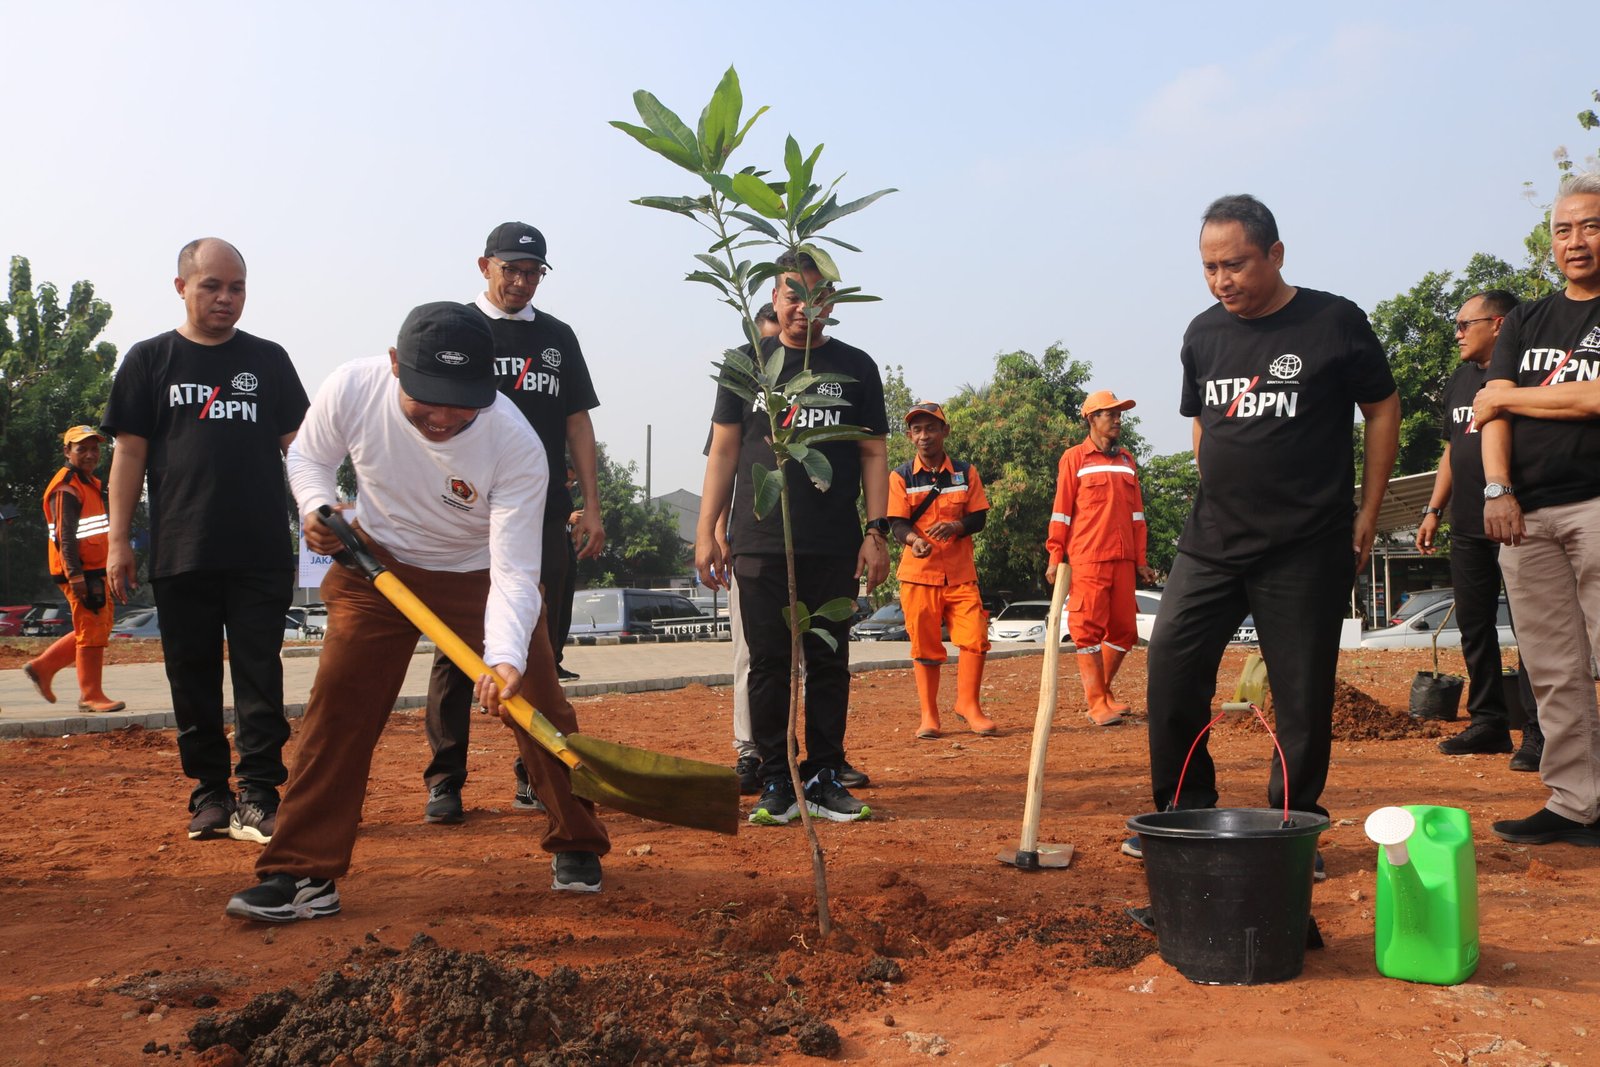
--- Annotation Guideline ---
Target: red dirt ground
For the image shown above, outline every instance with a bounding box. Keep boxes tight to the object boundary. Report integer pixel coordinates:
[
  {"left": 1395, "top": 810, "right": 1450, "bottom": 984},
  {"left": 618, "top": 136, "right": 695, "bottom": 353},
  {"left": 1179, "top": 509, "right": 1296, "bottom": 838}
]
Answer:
[{"left": 3, "top": 646, "right": 1598, "bottom": 1066}]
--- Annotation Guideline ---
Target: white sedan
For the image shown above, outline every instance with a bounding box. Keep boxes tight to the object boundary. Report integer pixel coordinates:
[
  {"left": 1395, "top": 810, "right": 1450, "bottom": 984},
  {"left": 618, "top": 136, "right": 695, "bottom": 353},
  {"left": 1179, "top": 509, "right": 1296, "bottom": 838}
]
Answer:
[
  {"left": 1359, "top": 596, "right": 1515, "bottom": 650},
  {"left": 1135, "top": 589, "right": 1257, "bottom": 645},
  {"left": 988, "top": 600, "right": 1072, "bottom": 644}
]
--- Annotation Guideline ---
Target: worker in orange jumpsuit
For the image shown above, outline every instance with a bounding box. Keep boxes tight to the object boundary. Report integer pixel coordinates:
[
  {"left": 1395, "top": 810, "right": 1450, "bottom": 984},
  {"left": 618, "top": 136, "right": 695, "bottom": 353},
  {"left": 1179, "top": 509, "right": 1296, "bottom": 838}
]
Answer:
[
  {"left": 888, "top": 401, "right": 993, "bottom": 739},
  {"left": 23, "top": 425, "right": 125, "bottom": 712},
  {"left": 1046, "top": 391, "right": 1157, "bottom": 726}
]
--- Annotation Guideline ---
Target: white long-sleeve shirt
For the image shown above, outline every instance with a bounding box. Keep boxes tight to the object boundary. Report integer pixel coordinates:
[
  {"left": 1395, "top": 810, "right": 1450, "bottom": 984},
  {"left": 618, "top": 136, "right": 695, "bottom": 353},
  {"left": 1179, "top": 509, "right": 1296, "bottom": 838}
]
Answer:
[{"left": 287, "top": 356, "right": 548, "bottom": 672}]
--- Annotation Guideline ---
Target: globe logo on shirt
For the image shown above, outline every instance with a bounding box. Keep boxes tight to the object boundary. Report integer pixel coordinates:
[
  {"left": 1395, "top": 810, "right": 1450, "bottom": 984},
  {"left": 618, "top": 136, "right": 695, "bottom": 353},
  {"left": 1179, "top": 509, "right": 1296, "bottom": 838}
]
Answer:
[
  {"left": 541, "top": 347, "right": 562, "bottom": 369},
  {"left": 231, "top": 372, "right": 258, "bottom": 393},
  {"left": 817, "top": 381, "right": 844, "bottom": 397},
  {"left": 1269, "top": 353, "right": 1302, "bottom": 380}
]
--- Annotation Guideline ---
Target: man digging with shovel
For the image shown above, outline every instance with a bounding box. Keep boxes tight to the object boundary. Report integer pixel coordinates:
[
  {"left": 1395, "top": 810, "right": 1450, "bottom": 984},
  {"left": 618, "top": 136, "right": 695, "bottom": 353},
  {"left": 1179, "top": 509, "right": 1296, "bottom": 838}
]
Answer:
[{"left": 226, "top": 302, "right": 610, "bottom": 924}]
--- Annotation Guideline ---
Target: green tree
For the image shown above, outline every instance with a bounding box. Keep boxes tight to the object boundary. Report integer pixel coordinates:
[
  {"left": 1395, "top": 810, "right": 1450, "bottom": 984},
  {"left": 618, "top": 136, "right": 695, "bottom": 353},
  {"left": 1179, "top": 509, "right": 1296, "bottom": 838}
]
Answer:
[
  {"left": 1138, "top": 450, "right": 1199, "bottom": 576},
  {"left": 942, "top": 344, "right": 1142, "bottom": 598},
  {"left": 0, "top": 256, "right": 119, "bottom": 599},
  {"left": 573, "top": 443, "right": 686, "bottom": 588}
]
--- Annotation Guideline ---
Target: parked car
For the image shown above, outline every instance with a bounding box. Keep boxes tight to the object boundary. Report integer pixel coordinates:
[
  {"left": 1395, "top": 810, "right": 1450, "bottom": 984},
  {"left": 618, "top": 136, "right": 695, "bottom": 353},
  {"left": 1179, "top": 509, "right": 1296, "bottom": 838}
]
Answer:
[
  {"left": 0, "top": 604, "right": 33, "bottom": 636},
  {"left": 1134, "top": 589, "right": 1258, "bottom": 645},
  {"left": 20, "top": 603, "right": 71, "bottom": 638},
  {"left": 851, "top": 601, "right": 909, "bottom": 642},
  {"left": 569, "top": 588, "right": 709, "bottom": 638},
  {"left": 1387, "top": 587, "right": 1455, "bottom": 627},
  {"left": 1360, "top": 595, "right": 1515, "bottom": 650},
  {"left": 987, "top": 600, "right": 1071, "bottom": 644},
  {"left": 110, "top": 608, "right": 314, "bottom": 641}
]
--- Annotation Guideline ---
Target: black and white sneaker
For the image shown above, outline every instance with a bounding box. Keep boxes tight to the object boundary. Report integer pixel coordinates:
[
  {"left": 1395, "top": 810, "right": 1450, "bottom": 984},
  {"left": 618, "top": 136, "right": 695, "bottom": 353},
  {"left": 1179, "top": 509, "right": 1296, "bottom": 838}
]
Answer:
[
  {"left": 424, "top": 783, "right": 465, "bottom": 824},
  {"left": 551, "top": 851, "right": 603, "bottom": 892},
  {"left": 512, "top": 760, "right": 546, "bottom": 812},
  {"left": 804, "top": 769, "right": 872, "bottom": 822},
  {"left": 225, "top": 874, "right": 341, "bottom": 923},
  {"left": 188, "top": 794, "right": 235, "bottom": 841},
  {"left": 749, "top": 778, "right": 800, "bottom": 826},
  {"left": 228, "top": 798, "right": 276, "bottom": 844}
]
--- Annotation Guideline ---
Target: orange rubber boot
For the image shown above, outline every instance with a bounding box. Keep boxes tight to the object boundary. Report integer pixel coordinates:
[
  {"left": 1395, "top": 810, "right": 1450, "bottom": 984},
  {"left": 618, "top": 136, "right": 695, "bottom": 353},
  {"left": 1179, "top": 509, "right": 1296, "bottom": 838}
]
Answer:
[
  {"left": 1077, "top": 650, "right": 1123, "bottom": 726},
  {"left": 954, "top": 651, "right": 996, "bottom": 736},
  {"left": 24, "top": 634, "right": 78, "bottom": 704},
  {"left": 75, "top": 646, "right": 126, "bottom": 713},
  {"left": 1102, "top": 646, "right": 1132, "bottom": 715},
  {"left": 914, "top": 662, "right": 942, "bottom": 739}
]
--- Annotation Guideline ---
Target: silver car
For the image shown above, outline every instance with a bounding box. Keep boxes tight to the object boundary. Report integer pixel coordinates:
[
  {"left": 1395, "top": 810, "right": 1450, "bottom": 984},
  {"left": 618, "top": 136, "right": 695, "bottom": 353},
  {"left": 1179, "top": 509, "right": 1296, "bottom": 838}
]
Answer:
[{"left": 1360, "top": 595, "right": 1515, "bottom": 650}]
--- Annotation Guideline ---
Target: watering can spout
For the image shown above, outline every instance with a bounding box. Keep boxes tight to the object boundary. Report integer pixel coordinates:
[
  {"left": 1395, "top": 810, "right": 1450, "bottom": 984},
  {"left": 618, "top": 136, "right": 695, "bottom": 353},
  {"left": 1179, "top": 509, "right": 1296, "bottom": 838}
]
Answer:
[{"left": 1365, "top": 805, "right": 1415, "bottom": 867}]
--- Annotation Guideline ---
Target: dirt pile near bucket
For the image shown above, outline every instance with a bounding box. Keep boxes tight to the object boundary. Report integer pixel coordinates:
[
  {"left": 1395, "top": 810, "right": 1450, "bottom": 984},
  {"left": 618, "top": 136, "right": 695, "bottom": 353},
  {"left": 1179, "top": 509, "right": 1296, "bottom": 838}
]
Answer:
[{"left": 1218, "top": 678, "right": 1440, "bottom": 742}]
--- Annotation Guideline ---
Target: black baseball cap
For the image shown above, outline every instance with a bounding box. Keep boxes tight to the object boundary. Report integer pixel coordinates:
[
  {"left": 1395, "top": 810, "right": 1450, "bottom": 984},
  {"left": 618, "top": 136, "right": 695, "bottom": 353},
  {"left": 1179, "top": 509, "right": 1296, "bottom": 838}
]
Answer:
[
  {"left": 483, "top": 222, "right": 552, "bottom": 268},
  {"left": 394, "top": 302, "right": 497, "bottom": 409}
]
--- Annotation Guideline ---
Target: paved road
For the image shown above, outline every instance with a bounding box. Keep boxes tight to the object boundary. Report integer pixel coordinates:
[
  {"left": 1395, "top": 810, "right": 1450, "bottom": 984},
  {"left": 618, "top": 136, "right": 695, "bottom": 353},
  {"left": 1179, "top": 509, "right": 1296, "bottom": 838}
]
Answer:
[{"left": 0, "top": 639, "right": 1045, "bottom": 738}]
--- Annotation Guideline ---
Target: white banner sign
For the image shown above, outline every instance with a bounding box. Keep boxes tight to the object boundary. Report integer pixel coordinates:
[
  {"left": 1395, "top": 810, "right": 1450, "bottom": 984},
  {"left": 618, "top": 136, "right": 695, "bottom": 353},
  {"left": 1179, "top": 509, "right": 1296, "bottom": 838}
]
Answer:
[{"left": 298, "top": 534, "right": 335, "bottom": 591}]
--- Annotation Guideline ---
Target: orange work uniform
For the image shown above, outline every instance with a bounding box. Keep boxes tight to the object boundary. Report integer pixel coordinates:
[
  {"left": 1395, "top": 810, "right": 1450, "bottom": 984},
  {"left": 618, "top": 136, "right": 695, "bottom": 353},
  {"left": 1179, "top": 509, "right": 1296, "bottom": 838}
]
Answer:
[
  {"left": 44, "top": 466, "right": 114, "bottom": 646},
  {"left": 1045, "top": 438, "right": 1148, "bottom": 651},
  {"left": 888, "top": 455, "right": 990, "bottom": 662}
]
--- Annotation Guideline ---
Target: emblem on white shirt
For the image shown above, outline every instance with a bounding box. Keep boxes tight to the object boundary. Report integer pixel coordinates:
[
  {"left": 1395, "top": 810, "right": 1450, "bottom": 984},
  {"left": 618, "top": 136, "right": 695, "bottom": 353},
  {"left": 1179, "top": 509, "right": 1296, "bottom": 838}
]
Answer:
[{"left": 449, "top": 478, "right": 478, "bottom": 504}]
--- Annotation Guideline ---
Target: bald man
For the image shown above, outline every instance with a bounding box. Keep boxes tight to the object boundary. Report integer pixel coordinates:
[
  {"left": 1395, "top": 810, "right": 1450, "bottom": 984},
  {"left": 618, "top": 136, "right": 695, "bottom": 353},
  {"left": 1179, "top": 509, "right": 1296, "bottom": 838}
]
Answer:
[{"left": 103, "top": 238, "right": 310, "bottom": 845}]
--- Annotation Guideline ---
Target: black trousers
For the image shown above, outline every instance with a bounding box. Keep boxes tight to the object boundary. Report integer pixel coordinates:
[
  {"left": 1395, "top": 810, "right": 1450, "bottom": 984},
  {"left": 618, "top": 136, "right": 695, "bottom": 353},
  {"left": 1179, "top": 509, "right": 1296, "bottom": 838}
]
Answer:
[
  {"left": 1449, "top": 531, "right": 1510, "bottom": 730},
  {"left": 424, "top": 508, "right": 570, "bottom": 789},
  {"left": 554, "top": 535, "right": 578, "bottom": 667},
  {"left": 151, "top": 568, "right": 293, "bottom": 809},
  {"left": 735, "top": 552, "right": 857, "bottom": 783},
  {"left": 1146, "top": 531, "right": 1352, "bottom": 818}
]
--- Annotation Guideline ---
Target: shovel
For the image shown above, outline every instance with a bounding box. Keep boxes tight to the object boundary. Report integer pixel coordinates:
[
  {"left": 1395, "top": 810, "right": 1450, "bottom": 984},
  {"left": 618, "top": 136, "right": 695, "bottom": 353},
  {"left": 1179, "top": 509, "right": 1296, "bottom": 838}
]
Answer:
[
  {"left": 316, "top": 506, "right": 739, "bottom": 835},
  {"left": 997, "top": 562, "right": 1075, "bottom": 870}
]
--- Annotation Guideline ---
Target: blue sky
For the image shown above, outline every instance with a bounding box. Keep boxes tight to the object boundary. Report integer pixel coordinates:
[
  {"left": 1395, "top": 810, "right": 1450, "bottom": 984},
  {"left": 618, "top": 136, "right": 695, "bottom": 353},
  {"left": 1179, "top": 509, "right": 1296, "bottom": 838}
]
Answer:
[{"left": 3, "top": 1, "right": 1593, "bottom": 498}]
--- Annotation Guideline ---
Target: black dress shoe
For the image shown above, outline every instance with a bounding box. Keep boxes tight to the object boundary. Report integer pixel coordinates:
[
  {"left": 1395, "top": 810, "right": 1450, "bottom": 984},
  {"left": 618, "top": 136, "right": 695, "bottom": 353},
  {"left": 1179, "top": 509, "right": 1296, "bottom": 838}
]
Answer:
[
  {"left": 556, "top": 667, "right": 580, "bottom": 681},
  {"left": 836, "top": 762, "right": 870, "bottom": 789},
  {"left": 1437, "top": 723, "right": 1514, "bottom": 755},
  {"left": 1492, "top": 808, "right": 1600, "bottom": 846}
]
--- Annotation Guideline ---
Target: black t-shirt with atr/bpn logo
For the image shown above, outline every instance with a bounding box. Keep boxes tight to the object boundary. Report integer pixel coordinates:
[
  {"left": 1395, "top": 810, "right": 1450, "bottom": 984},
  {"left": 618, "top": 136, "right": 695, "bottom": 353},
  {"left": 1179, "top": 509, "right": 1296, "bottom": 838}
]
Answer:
[
  {"left": 711, "top": 335, "right": 888, "bottom": 558},
  {"left": 1177, "top": 288, "right": 1396, "bottom": 569},
  {"left": 1441, "top": 361, "right": 1493, "bottom": 538},
  {"left": 101, "top": 329, "right": 309, "bottom": 579},
  {"left": 1486, "top": 290, "right": 1600, "bottom": 513}
]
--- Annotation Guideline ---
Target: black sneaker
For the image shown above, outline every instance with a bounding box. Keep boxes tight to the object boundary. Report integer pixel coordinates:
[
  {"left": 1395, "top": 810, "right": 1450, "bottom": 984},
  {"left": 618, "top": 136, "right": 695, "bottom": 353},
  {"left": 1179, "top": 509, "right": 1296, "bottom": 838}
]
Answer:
[
  {"left": 229, "top": 798, "right": 277, "bottom": 844},
  {"left": 1509, "top": 733, "right": 1543, "bottom": 773},
  {"left": 551, "top": 851, "right": 602, "bottom": 892},
  {"left": 1437, "top": 723, "right": 1514, "bottom": 755},
  {"left": 804, "top": 769, "right": 872, "bottom": 823},
  {"left": 1492, "top": 808, "right": 1600, "bottom": 846},
  {"left": 556, "top": 667, "right": 580, "bottom": 681},
  {"left": 837, "top": 762, "right": 870, "bottom": 789},
  {"left": 749, "top": 778, "right": 800, "bottom": 826},
  {"left": 734, "top": 755, "right": 762, "bottom": 796},
  {"left": 188, "top": 794, "right": 236, "bottom": 841},
  {"left": 512, "top": 760, "right": 546, "bottom": 812},
  {"left": 225, "top": 874, "right": 341, "bottom": 923},
  {"left": 424, "top": 783, "right": 465, "bottom": 824}
]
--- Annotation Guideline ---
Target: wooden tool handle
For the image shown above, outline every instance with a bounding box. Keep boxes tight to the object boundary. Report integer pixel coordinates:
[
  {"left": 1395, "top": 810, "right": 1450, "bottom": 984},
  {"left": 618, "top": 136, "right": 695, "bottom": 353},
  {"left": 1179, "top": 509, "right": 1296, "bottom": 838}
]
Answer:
[{"left": 1018, "top": 563, "right": 1071, "bottom": 853}]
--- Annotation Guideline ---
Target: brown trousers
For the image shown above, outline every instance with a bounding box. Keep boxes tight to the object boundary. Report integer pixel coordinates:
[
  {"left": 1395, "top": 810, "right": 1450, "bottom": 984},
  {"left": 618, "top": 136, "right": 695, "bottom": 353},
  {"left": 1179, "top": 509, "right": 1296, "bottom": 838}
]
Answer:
[{"left": 258, "top": 550, "right": 609, "bottom": 881}]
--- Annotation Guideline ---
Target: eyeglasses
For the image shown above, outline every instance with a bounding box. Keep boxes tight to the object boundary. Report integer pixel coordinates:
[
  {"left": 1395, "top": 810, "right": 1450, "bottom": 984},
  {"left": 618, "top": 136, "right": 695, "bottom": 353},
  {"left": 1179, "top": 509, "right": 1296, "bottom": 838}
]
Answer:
[
  {"left": 1454, "top": 317, "right": 1495, "bottom": 333},
  {"left": 493, "top": 260, "right": 548, "bottom": 283}
]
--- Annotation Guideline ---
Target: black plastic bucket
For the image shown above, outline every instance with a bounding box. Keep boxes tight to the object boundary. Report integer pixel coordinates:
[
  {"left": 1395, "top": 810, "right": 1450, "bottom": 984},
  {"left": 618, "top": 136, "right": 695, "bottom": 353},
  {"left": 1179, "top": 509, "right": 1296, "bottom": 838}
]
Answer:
[{"left": 1127, "top": 807, "right": 1328, "bottom": 985}]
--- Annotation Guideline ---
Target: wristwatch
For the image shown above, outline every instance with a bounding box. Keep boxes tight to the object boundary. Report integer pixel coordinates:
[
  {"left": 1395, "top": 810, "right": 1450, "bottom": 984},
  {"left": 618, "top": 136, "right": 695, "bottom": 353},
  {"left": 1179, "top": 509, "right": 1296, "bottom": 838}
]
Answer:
[
  {"left": 1483, "top": 483, "right": 1515, "bottom": 501},
  {"left": 1421, "top": 506, "right": 1444, "bottom": 518},
  {"left": 865, "top": 517, "right": 891, "bottom": 539}
]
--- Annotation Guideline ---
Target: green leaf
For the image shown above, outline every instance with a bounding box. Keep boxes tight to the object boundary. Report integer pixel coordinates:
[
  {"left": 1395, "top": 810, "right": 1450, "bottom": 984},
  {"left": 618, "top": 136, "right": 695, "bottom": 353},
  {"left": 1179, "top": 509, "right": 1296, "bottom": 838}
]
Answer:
[
  {"left": 706, "top": 173, "right": 737, "bottom": 200},
  {"left": 719, "top": 346, "right": 757, "bottom": 376},
  {"left": 698, "top": 66, "right": 742, "bottom": 168},
  {"left": 813, "top": 596, "right": 858, "bottom": 622},
  {"left": 629, "top": 195, "right": 704, "bottom": 216},
  {"left": 685, "top": 271, "right": 732, "bottom": 294},
  {"left": 693, "top": 253, "right": 733, "bottom": 279},
  {"left": 731, "top": 173, "right": 786, "bottom": 219},
  {"left": 791, "top": 424, "right": 871, "bottom": 445},
  {"left": 828, "top": 293, "right": 882, "bottom": 304},
  {"left": 729, "top": 106, "right": 770, "bottom": 153},
  {"left": 784, "top": 135, "right": 805, "bottom": 212},
  {"left": 781, "top": 601, "right": 813, "bottom": 633},
  {"left": 726, "top": 210, "right": 781, "bottom": 240},
  {"left": 762, "top": 345, "right": 786, "bottom": 386},
  {"left": 800, "top": 187, "right": 897, "bottom": 234},
  {"left": 709, "top": 373, "right": 756, "bottom": 404},
  {"left": 799, "top": 446, "right": 833, "bottom": 492},
  {"left": 809, "top": 234, "right": 863, "bottom": 253},
  {"left": 810, "top": 629, "right": 839, "bottom": 653},
  {"left": 633, "top": 90, "right": 703, "bottom": 171},
  {"left": 751, "top": 463, "right": 780, "bottom": 520},
  {"left": 799, "top": 244, "right": 840, "bottom": 282}
]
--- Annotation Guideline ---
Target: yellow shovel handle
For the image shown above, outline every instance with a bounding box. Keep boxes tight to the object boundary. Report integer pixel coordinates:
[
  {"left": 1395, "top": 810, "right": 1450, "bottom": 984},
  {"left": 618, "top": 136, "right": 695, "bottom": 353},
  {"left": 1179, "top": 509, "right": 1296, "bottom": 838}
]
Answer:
[{"left": 372, "top": 571, "right": 582, "bottom": 772}]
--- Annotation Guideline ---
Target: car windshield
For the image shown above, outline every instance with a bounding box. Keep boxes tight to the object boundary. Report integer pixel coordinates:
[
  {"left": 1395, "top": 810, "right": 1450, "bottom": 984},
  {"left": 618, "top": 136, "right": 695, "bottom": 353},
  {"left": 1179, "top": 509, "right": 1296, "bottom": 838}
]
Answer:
[
  {"left": 867, "top": 604, "right": 904, "bottom": 623},
  {"left": 119, "top": 611, "right": 156, "bottom": 628},
  {"left": 999, "top": 603, "right": 1050, "bottom": 621},
  {"left": 572, "top": 593, "right": 621, "bottom": 625}
]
